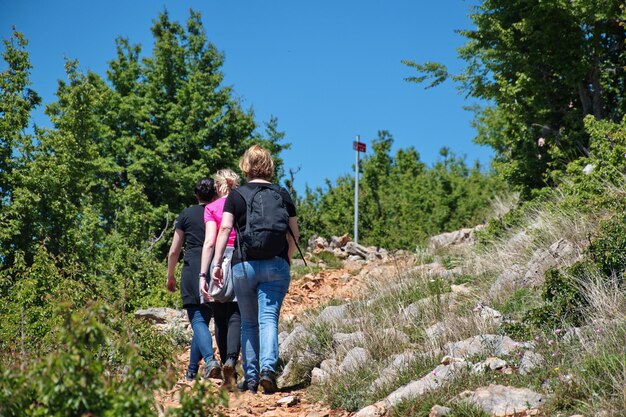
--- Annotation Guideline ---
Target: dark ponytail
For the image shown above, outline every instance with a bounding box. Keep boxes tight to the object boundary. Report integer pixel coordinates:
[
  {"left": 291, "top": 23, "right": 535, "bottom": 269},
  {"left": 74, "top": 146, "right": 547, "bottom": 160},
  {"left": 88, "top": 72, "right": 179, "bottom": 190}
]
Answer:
[{"left": 194, "top": 178, "right": 216, "bottom": 202}]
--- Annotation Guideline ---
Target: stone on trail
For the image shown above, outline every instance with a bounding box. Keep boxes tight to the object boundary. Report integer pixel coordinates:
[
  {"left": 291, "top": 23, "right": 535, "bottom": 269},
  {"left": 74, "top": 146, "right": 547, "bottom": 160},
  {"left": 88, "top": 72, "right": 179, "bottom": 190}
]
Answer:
[{"left": 276, "top": 395, "right": 300, "bottom": 407}]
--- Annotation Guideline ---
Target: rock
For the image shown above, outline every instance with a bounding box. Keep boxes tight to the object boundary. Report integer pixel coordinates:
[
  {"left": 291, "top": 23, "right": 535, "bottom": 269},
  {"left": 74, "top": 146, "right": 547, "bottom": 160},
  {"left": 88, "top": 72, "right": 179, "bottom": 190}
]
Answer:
[
  {"left": 428, "top": 225, "right": 484, "bottom": 250},
  {"left": 521, "top": 239, "right": 580, "bottom": 288},
  {"left": 333, "top": 331, "right": 366, "bottom": 351},
  {"left": 134, "top": 307, "right": 185, "bottom": 324},
  {"left": 489, "top": 264, "right": 523, "bottom": 297},
  {"left": 381, "top": 328, "right": 411, "bottom": 344},
  {"left": 476, "top": 305, "right": 504, "bottom": 324},
  {"left": 279, "top": 325, "right": 311, "bottom": 361},
  {"left": 425, "top": 322, "right": 447, "bottom": 340},
  {"left": 278, "top": 330, "right": 289, "bottom": 346},
  {"left": 384, "top": 363, "right": 465, "bottom": 408},
  {"left": 319, "top": 358, "right": 338, "bottom": 374},
  {"left": 582, "top": 164, "right": 595, "bottom": 175},
  {"left": 354, "top": 402, "right": 386, "bottom": 417},
  {"left": 458, "top": 384, "right": 545, "bottom": 416},
  {"left": 444, "top": 334, "right": 530, "bottom": 359},
  {"left": 344, "top": 241, "right": 369, "bottom": 258},
  {"left": 369, "top": 351, "right": 418, "bottom": 392},
  {"left": 333, "top": 248, "right": 349, "bottom": 259},
  {"left": 519, "top": 351, "right": 544, "bottom": 375},
  {"left": 317, "top": 304, "right": 348, "bottom": 326},
  {"left": 369, "top": 352, "right": 414, "bottom": 390},
  {"left": 276, "top": 395, "right": 299, "bottom": 406},
  {"left": 429, "top": 405, "right": 452, "bottom": 417},
  {"left": 471, "top": 362, "right": 487, "bottom": 374},
  {"left": 340, "top": 347, "right": 371, "bottom": 373},
  {"left": 451, "top": 283, "right": 471, "bottom": 295},
  {"left": 308, "top": 235, "right": 329, "bottom": 252},
  {"left": 310, "top": 367, "right": 330, "bottom": 385},
  {"left": 484, "top": 357, "right": 507, "bottom": 370},
  {"left": 329, "top": 234, "right": 351, "bottom": 249},
  {"left": 440, "top": 355, "right": 465, "bottom": 366},
  {"left": 277, "top": 359, "right": 295, "bottom": 387}
]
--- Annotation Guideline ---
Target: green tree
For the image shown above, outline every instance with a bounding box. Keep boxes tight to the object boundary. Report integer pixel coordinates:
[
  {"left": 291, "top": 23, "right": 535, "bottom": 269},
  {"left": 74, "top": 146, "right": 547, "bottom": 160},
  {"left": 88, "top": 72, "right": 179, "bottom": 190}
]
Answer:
[{"left": 405, "top": 0, "right": 626, "bottom": 197}]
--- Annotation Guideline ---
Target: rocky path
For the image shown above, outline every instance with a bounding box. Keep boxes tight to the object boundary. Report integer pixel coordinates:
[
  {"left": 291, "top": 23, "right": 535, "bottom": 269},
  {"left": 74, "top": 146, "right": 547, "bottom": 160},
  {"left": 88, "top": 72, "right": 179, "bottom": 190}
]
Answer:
[{"left": 155, "top": 258, "right": 393, "bottom": 417}]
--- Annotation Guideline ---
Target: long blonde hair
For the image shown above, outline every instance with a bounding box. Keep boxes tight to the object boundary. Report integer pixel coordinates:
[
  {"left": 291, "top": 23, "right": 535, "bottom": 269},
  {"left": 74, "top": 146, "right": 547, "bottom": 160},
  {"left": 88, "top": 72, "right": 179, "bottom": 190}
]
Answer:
[{"left": 214, "top": 168, "right": 240, "bottom": 196}]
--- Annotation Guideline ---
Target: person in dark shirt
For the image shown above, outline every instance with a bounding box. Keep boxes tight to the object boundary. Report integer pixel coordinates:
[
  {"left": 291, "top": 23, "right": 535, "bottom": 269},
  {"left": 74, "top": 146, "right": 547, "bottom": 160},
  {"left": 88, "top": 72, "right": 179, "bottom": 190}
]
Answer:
[
  {"left": 212, "top": 145, "right": 299, "bottom": 394},
  {"left": 166, "top": 178, "right": 221, "bottom": 381}
]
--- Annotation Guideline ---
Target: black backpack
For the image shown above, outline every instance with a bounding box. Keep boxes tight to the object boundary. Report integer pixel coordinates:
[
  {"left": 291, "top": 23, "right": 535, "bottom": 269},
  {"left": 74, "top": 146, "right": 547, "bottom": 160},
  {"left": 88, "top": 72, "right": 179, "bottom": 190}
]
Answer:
[{"left": 233, "top": 184, "right": 306, "bottom": 264}]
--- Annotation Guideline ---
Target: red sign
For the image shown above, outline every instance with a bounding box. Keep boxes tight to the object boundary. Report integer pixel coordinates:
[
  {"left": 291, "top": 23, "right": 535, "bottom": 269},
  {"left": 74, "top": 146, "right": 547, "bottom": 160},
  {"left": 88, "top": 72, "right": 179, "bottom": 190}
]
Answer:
[{"left": 353, "top": 141, "right": 366, "bottom": 152}]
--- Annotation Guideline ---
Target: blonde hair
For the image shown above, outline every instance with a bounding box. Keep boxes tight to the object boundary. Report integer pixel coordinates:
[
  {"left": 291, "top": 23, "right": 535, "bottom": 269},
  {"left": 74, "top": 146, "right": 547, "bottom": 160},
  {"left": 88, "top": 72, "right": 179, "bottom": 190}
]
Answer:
[
  {"left": 239, "top": 144, "right": 274, "bottom": 181},
  {"left": 214, "top": 168, "right": 240, "bottom": 196}
]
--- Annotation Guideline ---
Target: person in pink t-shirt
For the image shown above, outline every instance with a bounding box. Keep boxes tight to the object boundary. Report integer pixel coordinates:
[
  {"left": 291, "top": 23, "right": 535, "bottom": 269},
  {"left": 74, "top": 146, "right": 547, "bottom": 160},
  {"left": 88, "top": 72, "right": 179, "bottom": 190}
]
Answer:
[{"left": 198, "top": 168, "right": 241, "bottom": 388}]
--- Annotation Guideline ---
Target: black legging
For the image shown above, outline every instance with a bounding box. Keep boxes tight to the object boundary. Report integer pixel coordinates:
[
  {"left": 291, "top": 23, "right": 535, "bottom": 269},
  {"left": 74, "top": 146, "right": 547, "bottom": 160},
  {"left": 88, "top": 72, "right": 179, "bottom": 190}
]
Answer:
[{"left": 209, "top": 301, "right": 241, "bottom": 363}]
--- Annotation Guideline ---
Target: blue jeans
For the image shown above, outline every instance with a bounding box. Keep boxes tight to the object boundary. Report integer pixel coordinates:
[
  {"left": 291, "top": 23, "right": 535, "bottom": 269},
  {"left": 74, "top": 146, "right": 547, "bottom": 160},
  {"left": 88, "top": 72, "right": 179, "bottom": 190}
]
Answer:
[
  {"left": 185, "top": 304, "right": 215, "bottom": 374},
  {"left": 233, "top": 257, "right": 290, "bottom": 383}
]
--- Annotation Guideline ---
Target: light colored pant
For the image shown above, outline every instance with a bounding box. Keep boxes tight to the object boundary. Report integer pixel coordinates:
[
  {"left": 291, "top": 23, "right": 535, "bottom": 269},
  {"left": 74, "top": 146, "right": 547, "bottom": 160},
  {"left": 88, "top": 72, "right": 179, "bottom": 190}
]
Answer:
[{"left": 233, "top": 257, "right": 290, "bottom": 383}]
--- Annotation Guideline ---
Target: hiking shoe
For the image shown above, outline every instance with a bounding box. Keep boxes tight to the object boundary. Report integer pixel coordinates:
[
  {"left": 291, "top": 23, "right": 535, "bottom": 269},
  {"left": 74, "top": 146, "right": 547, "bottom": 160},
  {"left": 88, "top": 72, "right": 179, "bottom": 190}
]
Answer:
[
  {"left": 236, "top": 379, "right": 258, "bottom": 393},
  {"left": 259, "top": 369, "right": 278, "bottom": 394},
  {"left": 203, "top": 359, "right": 222, "bottom": 380},
  {"left": 222, "top": 357, "right": 237, "bottom": 387},
  {"left": 185, "top": 369, "right": 197, "bottom": 381}
]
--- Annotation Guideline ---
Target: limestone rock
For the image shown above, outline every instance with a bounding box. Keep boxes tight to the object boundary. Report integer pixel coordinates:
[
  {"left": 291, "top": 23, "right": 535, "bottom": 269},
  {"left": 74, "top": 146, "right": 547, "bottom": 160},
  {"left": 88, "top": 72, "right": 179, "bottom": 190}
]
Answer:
[
  {"left": 519, "top": 351, "right": 544, "bottom": 375},
  {"left": 383, "top": 362, "right": 465, "bottom": 408},
  {"left": 134, "top": 307, "right": 185, "bottom": 324},
  {"left": 279, "top": 325, "right": 310, "bottom": 361},
  {"left": 276, "top": 395, "right": 299, "bottom": 406},
  {"left": 333, "top": 331, "right": 366, "bottom": 351},
  {"left": 484, "top": 357, "right": 507, "bottom": 370},
  {"left": 429, "top": 405, "right": 452, "bottom": 417},
  {"left": 329, "top": 234, "right": 350, "bottom": 249},
  {"left": 444, "top": 334, "right": 530, "bottom": 359},
  {"left": 369, "top": 350, "right": 417, "bottom": 392},
  {"left": 489, "top": 264, "right": 523, "bottom": 297},
  {"left": 521, "top": 239, "right": 580, "bottom": 288},
  {"left": 340, "top": 347, "right": 371, "bottom": 373},
  {"left": 317, "top": 304, "right": 348, "bottom": 326},
  {"left": 458, "top": 384, "right": 544, "bottom": 416},
  {"left": 355, "top": 402, "right": 386, "bottom": 417},
  {"left": 428, "top": 225, "right": 484, "bottom": 250}
]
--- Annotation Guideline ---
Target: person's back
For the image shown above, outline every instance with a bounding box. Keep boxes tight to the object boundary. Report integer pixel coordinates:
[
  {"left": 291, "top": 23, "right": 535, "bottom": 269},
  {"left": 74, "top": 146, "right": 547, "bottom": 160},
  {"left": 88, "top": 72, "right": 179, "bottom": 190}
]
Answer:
[{"left": 176, "top": 203, "right": 207, "bottom": 306}]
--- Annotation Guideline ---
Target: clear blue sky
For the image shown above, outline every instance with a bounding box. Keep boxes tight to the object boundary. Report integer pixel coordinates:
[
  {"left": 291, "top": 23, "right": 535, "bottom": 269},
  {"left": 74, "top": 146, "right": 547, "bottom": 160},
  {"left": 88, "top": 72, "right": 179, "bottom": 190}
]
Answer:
[{"left": 1, "top": 0, "right": 491, "bottom": 195}]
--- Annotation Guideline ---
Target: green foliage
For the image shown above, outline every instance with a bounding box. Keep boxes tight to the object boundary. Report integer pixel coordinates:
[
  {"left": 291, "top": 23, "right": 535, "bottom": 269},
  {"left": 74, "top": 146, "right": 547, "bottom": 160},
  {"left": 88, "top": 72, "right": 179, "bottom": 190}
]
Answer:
[
  {"left": 0, "top": 303, "right": 174, "bottom": 417},
  {"left": 588, "top": 211, "right": 626, "bottom": 278},
  {"left": 298, "top": 131, "right": 506, "bottom": 250},
  {"left": 167, "top": 381, "right": 228, "bottom": 417},
  {"left": 406, "top": 1, "right": 626, "bottom": 197},
  {"left": 310, "top": 250, "right": 343, "bottom": 269}
]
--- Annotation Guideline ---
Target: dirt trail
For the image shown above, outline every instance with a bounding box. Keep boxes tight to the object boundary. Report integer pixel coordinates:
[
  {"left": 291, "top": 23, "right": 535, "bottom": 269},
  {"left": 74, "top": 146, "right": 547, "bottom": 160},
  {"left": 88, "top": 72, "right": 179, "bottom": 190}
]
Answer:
[{"left": 157, "top": 256, "right": 411, "bottom": 416}]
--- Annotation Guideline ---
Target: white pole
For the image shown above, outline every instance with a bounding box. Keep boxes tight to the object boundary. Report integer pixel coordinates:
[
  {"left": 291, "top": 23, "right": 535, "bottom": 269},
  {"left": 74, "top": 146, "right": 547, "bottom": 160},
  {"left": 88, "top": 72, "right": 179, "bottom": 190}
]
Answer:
[{"left": 354, "top": 135, "right": 359, "bottom": 244}]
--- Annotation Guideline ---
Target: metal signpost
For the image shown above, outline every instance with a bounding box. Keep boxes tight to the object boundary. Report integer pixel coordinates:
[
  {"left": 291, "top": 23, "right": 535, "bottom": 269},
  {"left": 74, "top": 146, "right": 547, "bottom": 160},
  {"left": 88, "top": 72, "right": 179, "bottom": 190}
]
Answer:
[{"left": 352, "top": 136, "right": 366, "bottom": 244}]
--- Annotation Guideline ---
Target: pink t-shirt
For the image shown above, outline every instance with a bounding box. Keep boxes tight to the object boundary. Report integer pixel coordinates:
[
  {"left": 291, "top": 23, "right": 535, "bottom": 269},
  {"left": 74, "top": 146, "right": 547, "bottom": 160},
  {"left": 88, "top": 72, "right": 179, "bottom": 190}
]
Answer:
[{"left": 204, "top": 196, "right": 236, "bottom": 247}]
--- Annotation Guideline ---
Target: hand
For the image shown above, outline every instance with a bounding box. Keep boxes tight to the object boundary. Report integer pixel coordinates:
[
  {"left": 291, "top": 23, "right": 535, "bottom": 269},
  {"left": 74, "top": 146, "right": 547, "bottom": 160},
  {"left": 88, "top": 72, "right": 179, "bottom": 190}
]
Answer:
[
  {"left": 212, "top": 273, "right": 223, "bottom": 289},
  {"left": 212, "top": 265, "right": 223, "bottom": 282},
  {"left": 166, "top": 276, "right": 177, "bottom": 292},
  {"left": 200, "top": 277, "right": 211, "bottom": 301}
]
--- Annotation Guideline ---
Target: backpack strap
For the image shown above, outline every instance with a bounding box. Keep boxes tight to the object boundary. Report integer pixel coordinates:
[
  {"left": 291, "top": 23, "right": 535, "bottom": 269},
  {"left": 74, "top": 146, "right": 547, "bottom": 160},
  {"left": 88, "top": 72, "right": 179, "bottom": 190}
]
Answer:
[{"left": 288, "top": 226, "right": 307, "bottom": 266}]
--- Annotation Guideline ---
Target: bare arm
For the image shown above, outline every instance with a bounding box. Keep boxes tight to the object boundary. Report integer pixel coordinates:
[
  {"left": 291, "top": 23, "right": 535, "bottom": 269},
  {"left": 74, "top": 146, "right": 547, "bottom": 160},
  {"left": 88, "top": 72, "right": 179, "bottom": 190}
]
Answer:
[
  {"left": 199, "top": 220, "right": 218, "bottom": 300},
  {"left": 211, "top": 212, "right": 234, "bottom": 282},
  {"left": 166, "top": 229, "right": 184, "bottom": 292},
  {"left": 287, "top": 216, "right": 299, "bottom": 262}
]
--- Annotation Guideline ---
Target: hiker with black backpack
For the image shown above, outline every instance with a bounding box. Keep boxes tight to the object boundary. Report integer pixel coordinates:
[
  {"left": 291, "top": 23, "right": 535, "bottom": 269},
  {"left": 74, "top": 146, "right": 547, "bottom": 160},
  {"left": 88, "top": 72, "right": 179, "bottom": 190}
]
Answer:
[{"left": 211, "top": 144, "right": 300, "bottom": 394}]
